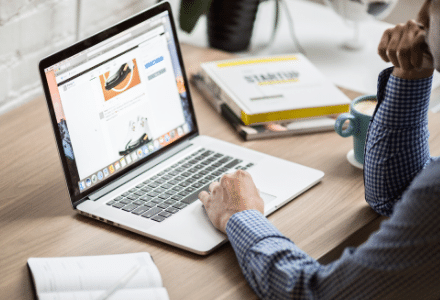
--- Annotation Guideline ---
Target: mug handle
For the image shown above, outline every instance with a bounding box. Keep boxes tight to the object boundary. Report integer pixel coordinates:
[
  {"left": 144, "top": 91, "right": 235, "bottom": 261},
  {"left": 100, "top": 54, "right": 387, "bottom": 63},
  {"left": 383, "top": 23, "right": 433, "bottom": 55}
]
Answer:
[{"left": 335, "top": 113, "right": 355, "bottom": 137}]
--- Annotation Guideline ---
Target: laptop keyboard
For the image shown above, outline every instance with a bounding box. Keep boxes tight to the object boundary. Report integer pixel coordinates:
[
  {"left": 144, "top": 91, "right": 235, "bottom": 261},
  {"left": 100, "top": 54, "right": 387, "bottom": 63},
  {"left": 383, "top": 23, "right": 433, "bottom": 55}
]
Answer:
[{"left": 106, "top": 148, "right": 254, "bottom": 222}]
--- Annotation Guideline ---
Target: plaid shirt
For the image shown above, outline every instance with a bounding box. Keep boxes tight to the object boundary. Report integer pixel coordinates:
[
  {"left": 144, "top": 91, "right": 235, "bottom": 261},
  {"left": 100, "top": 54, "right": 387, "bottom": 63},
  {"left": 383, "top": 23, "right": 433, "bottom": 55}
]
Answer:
[{"left": 226, "top": 68, "right": 440, "bottom": 299}]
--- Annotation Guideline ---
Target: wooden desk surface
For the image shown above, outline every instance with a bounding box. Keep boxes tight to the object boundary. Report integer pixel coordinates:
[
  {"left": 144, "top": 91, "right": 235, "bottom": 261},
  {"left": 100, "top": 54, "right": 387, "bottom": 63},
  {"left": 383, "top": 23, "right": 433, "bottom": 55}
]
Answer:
[{"left": 1, "top": 44, "right": 440, "bottom": 300}]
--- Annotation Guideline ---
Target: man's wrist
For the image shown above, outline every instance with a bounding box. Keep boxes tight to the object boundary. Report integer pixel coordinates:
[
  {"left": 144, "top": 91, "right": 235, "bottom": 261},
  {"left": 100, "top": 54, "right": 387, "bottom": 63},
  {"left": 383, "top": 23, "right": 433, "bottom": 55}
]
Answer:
[{"left": 392, "top": 67, "right": 434, "bottom": 80}]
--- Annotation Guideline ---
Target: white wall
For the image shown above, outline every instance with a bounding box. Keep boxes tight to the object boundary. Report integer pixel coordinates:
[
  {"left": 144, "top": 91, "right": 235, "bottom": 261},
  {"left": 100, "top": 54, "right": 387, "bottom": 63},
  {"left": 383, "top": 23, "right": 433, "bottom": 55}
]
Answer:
[
  {"left": 0, "top": 0, "right": 161, "bottom": 115},
  {"left": 0, "top": 0, "right": 422, "bottom": 116}
]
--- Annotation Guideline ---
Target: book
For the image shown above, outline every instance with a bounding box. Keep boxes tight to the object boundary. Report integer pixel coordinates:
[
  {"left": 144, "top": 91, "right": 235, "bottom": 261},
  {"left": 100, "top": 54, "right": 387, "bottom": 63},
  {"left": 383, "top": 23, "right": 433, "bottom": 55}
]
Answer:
[
  {"left": 198, "top": 54, "right": 350, "bottom": 125},
  {"left": 191, "top": 74, "right": 338, "bottom": 140},
  {"left": 27, "top": 252, "right": 169, "bottom": 300}
]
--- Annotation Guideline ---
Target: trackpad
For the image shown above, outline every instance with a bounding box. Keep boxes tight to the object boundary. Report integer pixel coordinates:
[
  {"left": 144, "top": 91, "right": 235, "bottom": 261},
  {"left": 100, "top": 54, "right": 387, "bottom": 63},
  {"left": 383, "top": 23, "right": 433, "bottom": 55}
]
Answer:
[{"left": 260, "top": 191, "right": 277, "bottom": 205}]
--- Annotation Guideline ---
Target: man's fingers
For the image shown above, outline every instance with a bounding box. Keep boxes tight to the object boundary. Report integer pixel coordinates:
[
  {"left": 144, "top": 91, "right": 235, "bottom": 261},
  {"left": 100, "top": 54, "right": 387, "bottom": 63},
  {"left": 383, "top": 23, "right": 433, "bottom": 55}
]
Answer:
[
  {"left": 387, "top": 24, "right": 404, "bottom": 68},
  {"left": 198, "top": 190, "right": 210, "bottom": 206},
  {"left": 412, "top": 31, "right": 429, "bottom": 68},
  {"left": 209, "top": 181, "right": 220, "bottom": 193},
  {"left": 378, "top": 28, "right": 392, "bottom": 62}
]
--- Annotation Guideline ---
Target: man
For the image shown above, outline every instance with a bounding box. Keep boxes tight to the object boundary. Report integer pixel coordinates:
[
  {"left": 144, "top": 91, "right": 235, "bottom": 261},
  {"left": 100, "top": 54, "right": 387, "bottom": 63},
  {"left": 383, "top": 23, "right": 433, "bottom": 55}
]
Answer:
[{"left": 198, "top": 0, "right": 440, "bottom": 299}]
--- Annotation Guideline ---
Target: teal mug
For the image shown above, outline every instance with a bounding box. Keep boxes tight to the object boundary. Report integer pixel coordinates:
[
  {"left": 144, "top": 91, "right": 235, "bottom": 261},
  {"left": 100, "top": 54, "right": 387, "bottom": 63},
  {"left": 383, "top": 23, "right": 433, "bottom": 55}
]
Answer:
[{"left": 334, "top": 95, "right": 377, "bottom": 165}]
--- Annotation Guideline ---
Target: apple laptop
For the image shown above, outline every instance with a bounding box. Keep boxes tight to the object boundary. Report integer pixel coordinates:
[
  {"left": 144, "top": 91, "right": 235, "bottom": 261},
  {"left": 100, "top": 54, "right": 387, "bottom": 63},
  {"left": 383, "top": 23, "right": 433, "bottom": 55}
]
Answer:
[{"left": 39, "top": 1, "right": 324, "bottom": 255}]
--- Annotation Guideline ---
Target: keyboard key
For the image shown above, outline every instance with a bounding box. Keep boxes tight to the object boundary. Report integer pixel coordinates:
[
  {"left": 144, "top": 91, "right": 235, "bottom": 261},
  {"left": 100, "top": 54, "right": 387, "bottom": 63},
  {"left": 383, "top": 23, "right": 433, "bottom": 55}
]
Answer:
[
  {"left": 200, "top": 160, "right": 211, "bottom": 166},
  {"left": 150, "top": 175, "right": 159, "bottom": 180},
  {"left": 192, "top": 182, "right": 203, "bottom": 188},
  {"left": 114, "top": 196, "right": 124, "bottom": 201},
  {"left": 172, "top": 202, "right": 187, "bottom": 209},
  {"left": 148, "top": 182, "right": 159, "bottom": 188},
  {"left": 112, "top": 202, "right": 125, "bottom": 209},
  {"left": 106, "top": 200, "right": 116, "bottom": 205},
  {"left": 184, "top": 187, "right": 196, "bottom": 193},
  {"left": 122, "top": 204, "right": 138, "bottom": 212},
  {"left": 157, "top": 203, "right": 170, "bottom": 209},
  {"left": 134, "top": 191, "right": 144, "bottom": 196},
  {"left": 136, "top": 184, "right": 145, "bottom": 188},
  {"left": 161, "top": 175, "right": 173, "bottom": 181},
  {"left": 174, "top": 176, "right": 185, "bottom": 181},
  {"left": 185, "top": 178, "right": 197, "bottom": 183},
  {"left": 178, "top": 190, "right": 191, "bottom": 196},
  {"left": 140, "top": 195, "right": 153, "bottom": 201},
  {"left": 154, "top": 187, "right": 166, "bottom": 194},
  {"left": 181, "top": 172, "right": 192, "bottom": 177},
  {"left": 150, "top": 198, "right": 162, "bottom": 204},
  {"left": 192, "top": 174, "right": 203, "bottom": 179},
  {"left": 219, "top": 156, "right": 233, "bottom": 163},
  {"left": 181, "top": 182, "right": 211, "bottom": 204},
  {"left": 158, "top": 211, "right": 172, "bottom": 218},
  {"left": 200, "top": 178, "right": 210, "bottom": 184},
  {"left": 224, "top": 159, "right": 242, "bottom": 169},
  {"left": 158, "top": 193, "right": 170, "bottom": 200},
  {"left": 144, "top": 201, "right": 156, "bottom": 208},
  {"left": 172, "top": 186, "right": 184, "bottom": 192},
  {"left": 202, "top": 150, "right": 214, "bottom": 156},
  {"left": 121, "top": 192, "right": 130, "bottom": 197},
  {"left": 132, "top": 206, "right": 150, "bottom": 215},
  {"left": 179, "top": 181, "right": 191, "bottom": 187},
  {"left": 212, "top": 171, "right": 223, "bottom": 176},
  {"left": 188, "top": 168, "right": 198, "bottom": 173},
  {"left": 165, "top": 207, "right": 179, "bottom": 214},
  {"left": 164, "top": 199, "right": 177, "bottom": 205},
  {"left": 120, "top": 198, "right": 132, "bottom": 204},
  {"left": 126, "top": 194, "right": 138, "bottom": 200},
  {"left": 171, "top": 195, "right": 183, "bottom": 201},
  {"left": 168, "top": 180, "right": 180, "bottom": 185},
  {"left": 133, "top": 200, "right": 145, "bottom": 205},
  {"left": 141, "top": 207, "right": 163, "bottom": 218},
  {"left": 154, "top": 179, "right": 166, "bottom": 184},
  {"left": 151, "top": 215, "right": 166, "bottom": 222},
  {"left": 205, "top": 175, "right": 216, "bottom": 181},
  {"left": 147, "top": 191, "right": 159, "bottom": 197},
  {"left": 213, "top": 153, "right": 223, "bottom": 158},
  {"left": 194, "top": 164, "right": 204, "bottom": 169},
  {"left": 161, "top": 183, "right": 174, "bottom": 189},
  {"left": 129, "top": 188, "right": 138, "bottom": 193}
]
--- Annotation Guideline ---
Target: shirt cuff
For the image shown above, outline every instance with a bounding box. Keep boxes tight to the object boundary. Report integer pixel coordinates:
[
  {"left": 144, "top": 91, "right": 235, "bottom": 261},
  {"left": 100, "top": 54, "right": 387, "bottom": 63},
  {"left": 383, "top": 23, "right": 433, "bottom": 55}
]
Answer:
[
  {"left": 226, "top": 210, "right": 287, "bottom": 263},
  {"left": 374, "top": 67, "right": 433, "bottom": 128}
]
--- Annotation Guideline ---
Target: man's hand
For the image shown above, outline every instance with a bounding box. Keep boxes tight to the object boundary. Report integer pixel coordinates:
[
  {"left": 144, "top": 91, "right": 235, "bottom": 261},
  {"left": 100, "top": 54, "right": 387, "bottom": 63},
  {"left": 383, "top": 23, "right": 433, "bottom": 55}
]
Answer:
[
  {"left": 378, "top": 19, "right": 434, "bottom": 80},
  {"left": 198, "top": 170, "right": 264, "bottom": 233}
]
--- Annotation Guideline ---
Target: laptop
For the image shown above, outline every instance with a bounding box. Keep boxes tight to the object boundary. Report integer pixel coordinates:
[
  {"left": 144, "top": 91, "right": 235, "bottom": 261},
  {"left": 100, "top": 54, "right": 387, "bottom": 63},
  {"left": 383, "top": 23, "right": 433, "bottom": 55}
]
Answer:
[{"left": 39, "top": 1, "right": 324, "bottom": 255}]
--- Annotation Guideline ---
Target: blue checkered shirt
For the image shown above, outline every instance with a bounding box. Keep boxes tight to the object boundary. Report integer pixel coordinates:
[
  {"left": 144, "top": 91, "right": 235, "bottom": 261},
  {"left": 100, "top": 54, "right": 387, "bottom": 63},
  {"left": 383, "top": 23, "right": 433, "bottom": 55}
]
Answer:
[{"left": 226, "top": 68, "right": 440, "bottom": 299}]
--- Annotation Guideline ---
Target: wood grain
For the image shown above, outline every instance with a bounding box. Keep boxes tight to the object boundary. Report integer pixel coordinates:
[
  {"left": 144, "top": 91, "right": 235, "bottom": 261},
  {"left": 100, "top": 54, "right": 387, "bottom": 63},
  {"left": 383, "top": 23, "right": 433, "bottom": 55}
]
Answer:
[{"left": 2, "top": 43, "right": 439, "bottom": 300}]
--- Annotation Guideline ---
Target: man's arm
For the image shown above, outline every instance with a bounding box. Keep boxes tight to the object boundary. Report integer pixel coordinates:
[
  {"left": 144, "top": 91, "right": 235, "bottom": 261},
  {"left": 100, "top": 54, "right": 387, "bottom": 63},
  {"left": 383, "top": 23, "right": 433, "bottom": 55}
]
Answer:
[
  {"left": 363, "top": 68, "right": 433, "bottom": 216},
  {"left": 226, "top": 167, "right": 440, "bottom": 299},
  {"left": 364, "top": 16, "right": 435, "bottom": 216}
]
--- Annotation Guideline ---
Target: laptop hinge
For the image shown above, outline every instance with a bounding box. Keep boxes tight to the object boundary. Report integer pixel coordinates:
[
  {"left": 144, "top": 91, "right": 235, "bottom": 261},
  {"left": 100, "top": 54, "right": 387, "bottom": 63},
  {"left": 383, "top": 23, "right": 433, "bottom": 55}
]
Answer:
[{"left": 86, "top": 138, "right": 196, "bottom": 202}]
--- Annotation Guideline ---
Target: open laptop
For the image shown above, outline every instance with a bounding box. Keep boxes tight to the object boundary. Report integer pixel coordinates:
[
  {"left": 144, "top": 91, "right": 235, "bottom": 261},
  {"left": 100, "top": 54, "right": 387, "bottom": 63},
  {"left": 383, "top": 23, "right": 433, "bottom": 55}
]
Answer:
[{"left": 39, "top": 1, "right": 324, "bottom": 255}]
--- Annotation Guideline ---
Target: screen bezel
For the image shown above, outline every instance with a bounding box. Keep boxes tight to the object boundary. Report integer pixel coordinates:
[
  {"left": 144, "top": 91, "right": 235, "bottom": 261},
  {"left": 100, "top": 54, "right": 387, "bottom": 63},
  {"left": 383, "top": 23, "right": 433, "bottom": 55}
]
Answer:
[{"left": 39, "top": 1, "right": 199, "bottom": 206}]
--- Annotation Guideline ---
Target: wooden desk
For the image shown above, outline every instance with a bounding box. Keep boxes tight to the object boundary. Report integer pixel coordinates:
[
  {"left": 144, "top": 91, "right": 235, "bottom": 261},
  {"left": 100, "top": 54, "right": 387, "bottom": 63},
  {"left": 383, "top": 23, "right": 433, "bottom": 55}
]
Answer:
[{"left": 1, "top": 44, "right": 440, "bottom": 299}]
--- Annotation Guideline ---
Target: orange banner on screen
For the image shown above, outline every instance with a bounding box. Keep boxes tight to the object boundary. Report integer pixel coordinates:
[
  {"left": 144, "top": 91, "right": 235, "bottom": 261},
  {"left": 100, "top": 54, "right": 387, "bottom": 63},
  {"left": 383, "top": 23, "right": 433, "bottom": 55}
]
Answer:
[{"left": 99, "top": 59, "right": 141, "bottom": 101}]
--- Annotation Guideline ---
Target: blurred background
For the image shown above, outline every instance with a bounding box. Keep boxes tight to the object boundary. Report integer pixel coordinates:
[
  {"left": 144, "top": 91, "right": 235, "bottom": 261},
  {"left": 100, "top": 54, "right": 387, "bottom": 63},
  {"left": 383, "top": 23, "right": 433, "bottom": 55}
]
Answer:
[{"left": 0, "top": 0, "right": 424, "bottom": 115}]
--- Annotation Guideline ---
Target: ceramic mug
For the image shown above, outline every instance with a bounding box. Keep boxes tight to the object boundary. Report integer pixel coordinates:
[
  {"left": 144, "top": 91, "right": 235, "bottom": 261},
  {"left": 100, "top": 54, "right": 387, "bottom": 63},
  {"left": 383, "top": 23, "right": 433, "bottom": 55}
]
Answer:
[{"left": 334, "top": 95, "right": 377, "bottom": 165}]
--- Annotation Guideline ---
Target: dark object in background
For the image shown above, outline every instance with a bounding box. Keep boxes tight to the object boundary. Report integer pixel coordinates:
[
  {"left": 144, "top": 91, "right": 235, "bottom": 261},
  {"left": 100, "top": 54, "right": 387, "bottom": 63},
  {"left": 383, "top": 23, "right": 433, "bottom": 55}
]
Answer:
[
  {"left": 176, "top": 0, "right": 263, "bottom": 52},
  {"left": 207, "top": 0, "right": 261, "bottom": 52}
]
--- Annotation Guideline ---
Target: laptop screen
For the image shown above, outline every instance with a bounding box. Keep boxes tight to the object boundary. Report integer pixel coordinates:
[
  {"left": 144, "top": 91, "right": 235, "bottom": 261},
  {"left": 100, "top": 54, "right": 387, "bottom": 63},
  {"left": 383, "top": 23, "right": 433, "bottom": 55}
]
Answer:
[{"left": 40, "top": 3, "right": 197, "bottom": 202}]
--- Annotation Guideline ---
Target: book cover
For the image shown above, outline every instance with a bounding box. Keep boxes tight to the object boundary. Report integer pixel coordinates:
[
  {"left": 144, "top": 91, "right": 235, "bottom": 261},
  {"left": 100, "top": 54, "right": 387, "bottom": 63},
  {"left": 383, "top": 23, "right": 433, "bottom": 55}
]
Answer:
[
  {"left": 199, "top": 54, "right": 350, "bottom": 125},
  {"left": 191, "top": 74, "right": 337, "bottom": 141}
]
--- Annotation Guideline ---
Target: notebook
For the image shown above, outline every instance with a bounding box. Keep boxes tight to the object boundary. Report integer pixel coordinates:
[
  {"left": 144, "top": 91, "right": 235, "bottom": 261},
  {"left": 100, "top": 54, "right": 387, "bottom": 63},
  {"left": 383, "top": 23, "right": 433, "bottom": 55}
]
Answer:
[{"left": 38, "top": 1, "right": 324, "bottom": 255}]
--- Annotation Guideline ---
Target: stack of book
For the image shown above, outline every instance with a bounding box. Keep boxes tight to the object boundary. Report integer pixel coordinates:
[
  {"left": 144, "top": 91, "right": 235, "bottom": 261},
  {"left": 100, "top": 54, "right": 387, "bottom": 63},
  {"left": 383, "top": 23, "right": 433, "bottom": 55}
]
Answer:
[{"left": 191, "top": 54, "right": 351, "bottom": 140}]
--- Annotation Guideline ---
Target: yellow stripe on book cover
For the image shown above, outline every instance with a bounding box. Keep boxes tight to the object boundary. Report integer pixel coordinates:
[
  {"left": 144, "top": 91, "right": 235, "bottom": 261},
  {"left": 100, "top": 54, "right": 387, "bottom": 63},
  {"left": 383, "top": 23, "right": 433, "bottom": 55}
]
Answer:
[
  {"left": 240, "top": 104, "right": 349, "bottom": 125},
  {"left": 216, "top": 56, "right": 298, "bottom": 68}
]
